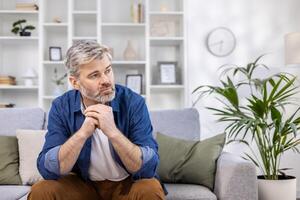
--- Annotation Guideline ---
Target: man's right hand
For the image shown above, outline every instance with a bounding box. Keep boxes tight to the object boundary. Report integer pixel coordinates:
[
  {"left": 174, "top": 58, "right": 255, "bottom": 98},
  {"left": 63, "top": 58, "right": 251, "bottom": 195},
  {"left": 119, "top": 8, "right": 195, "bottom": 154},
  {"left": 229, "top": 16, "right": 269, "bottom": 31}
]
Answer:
[{"left": 78, "top": 116, "right": 99, "bottom": 139}]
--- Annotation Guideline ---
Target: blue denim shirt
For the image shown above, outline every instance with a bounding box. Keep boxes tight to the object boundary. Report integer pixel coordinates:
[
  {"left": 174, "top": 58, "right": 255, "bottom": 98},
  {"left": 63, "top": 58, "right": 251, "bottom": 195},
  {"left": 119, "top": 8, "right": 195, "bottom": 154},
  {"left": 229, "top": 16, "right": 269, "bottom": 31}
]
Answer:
[{"left": 37, "top": 84, "right": 159, "bottom": 181}]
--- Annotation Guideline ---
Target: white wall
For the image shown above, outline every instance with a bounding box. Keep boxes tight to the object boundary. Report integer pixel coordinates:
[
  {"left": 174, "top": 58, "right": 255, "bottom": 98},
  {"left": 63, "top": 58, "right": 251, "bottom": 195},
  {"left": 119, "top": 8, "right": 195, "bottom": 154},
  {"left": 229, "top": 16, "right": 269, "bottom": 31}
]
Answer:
[{"left": 186, "top": 0, "right": 300, "bottom": 196}]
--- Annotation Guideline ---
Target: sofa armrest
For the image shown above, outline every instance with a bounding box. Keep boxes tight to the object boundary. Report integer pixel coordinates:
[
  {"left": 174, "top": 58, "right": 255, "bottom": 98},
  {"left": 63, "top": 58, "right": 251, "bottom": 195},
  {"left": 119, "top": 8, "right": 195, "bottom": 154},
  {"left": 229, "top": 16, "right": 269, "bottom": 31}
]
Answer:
[{"left": 214, "top": 152, "right": 258, "bottom": 200}]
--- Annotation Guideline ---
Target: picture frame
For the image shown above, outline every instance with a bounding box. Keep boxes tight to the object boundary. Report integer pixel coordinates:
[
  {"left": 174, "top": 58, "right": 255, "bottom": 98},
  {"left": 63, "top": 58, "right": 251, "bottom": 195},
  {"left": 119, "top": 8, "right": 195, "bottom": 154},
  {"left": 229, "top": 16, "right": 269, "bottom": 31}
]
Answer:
[
  {"left": 158, "top": 61, "right": 177, "bottom": 84},
  {"left": 49, "top": 47, "right": 62, "bottom": 61},
  {"left": 126, "top": 74, "right": 143, "bottom": 95}
]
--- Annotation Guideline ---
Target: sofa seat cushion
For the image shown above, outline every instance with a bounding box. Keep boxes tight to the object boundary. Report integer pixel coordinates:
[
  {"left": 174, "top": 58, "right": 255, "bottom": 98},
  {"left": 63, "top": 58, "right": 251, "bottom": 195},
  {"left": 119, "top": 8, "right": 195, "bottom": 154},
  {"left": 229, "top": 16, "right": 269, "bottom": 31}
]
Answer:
[
  {"left": 164, "top": 184, "right": 217, "bottom": 200},
  {"left": 0, "top": 185, "right": 31, "bottom": 200}
]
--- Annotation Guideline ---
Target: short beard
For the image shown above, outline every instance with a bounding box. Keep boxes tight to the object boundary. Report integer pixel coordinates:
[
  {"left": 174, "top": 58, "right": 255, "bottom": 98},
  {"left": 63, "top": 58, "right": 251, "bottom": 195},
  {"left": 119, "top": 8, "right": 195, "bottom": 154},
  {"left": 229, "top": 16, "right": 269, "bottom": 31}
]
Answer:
[{"left": 80, "top": 86, "right": 116, "bottom": 104}]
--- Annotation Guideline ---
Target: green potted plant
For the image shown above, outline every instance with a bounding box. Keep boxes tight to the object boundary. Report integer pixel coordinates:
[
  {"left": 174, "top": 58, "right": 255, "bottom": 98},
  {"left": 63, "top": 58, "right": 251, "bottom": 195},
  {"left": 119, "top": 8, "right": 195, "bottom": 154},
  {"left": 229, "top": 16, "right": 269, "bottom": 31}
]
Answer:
[
  {"left": 52, "top": 68, "right": 67, "bottom": 96},
  {"left": 192, "top": 55, "right": 300, "bottom": 200},
  {"left": 11, "top": 19, "right": 35, "bottom": 36}
]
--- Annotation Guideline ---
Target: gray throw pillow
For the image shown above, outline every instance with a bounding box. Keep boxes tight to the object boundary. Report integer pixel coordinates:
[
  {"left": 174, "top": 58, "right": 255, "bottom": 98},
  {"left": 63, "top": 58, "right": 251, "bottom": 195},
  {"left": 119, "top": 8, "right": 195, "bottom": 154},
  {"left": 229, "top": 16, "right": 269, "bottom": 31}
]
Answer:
[
  {"left": 157, "top": 132, "right": 225, "bottom": 190},
  {"left": 0, "top": 136, "right": 22, "bottom": 185}
]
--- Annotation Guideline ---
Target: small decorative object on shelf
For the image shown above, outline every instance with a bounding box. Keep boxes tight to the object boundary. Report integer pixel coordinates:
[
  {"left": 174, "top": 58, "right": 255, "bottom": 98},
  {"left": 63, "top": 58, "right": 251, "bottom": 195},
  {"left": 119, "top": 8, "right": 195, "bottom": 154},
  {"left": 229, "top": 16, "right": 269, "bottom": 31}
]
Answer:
[
  {"left": 52, "top": 68, "right": 67, "bottom": 96},
  {"left": 22, "top": 68, "right": 37, "bottom": 86},
  {"left": 0, "top": 103, "right": 15, "bottom": 108},
  {"left": 159, "top": 1, "right": 169, "bottom": 12},
  {"left": 131, "top": 0, "right": 144, "bottom": 23},
  {"left": 126, "top": 74, "right": 142, "bottom": 94},
  {"left": 11, "top": 19, "right": 35, "bottom": 37},
  {"left": 123, "top": 40, "right": 137, "bottom": 61},
  {"left": 150, "top": 17, "right": 176, "bottom": 37},
  {"left": 158, "top": 61, "right": 177, "bottom": 84},
  {"left": 49, "top": 47, "right": 62, "bottom": 61},
  {"left": 53, "top": 17, "right": 62, "bottom": 23},
  {"left": 0, "top": 75, "right": 16, "bottom": 85}
]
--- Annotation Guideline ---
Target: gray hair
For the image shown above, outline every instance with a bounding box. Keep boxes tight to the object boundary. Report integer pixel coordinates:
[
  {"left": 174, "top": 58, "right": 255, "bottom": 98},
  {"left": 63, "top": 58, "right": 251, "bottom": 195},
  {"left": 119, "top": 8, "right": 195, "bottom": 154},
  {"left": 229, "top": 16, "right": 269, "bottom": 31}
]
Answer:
[{"left": 65, "top": 40, "right": 112, "bottom": 77}]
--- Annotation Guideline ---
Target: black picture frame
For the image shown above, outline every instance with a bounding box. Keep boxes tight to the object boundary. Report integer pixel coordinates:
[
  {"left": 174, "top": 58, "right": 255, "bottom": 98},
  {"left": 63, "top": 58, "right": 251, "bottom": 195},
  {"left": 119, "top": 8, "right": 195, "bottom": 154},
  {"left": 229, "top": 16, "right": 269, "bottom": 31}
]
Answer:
[
  {"left": 158, "top": 61, "right": 177, "bottom": 84},
  {"left": 49, "top": 46, "right": 62, "bottom": 61},
  {"left": 126, "top": 74, "right": 143, "bottom": 95}
]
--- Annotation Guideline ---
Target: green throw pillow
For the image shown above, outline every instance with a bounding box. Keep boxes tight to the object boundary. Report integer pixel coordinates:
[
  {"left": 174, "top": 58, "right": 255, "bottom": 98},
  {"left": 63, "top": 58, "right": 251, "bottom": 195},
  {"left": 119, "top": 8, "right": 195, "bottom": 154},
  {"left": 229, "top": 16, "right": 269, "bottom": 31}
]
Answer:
[
  {"left": 0, "top": 136, "right": 22, "bottom": 185},
  {"left": 157, "top": 132, "right": 225, "bottom": 190}
]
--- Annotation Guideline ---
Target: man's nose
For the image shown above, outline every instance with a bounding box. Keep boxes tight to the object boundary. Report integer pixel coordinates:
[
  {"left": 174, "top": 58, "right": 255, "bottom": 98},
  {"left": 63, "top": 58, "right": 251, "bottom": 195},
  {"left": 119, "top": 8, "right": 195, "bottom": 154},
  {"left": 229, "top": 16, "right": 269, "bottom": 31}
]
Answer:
[{"left": 99, "top": 74, "right": 110, "bottom": 85}]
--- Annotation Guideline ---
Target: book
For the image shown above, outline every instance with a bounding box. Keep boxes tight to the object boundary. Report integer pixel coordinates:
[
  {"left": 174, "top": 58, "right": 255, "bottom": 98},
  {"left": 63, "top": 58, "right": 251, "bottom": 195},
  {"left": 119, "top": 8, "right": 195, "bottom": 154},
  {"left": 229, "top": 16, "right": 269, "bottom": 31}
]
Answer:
[
  {"left": 0, "top": 103, "right": 15, "bottom": 108},
  {"left": 0, "top": 76, "right": 16, "bottom": 85}
]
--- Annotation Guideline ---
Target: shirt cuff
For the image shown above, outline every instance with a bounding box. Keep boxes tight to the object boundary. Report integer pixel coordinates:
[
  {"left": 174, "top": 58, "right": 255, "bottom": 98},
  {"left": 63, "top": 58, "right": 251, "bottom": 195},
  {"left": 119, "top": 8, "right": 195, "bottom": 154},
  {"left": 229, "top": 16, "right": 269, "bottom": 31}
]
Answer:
[
  {"left": 140, "top": 146, "right": 155, "bottom": 166},
  {"left": 44, "top": 145, "right": 61, "bottom": 175}
]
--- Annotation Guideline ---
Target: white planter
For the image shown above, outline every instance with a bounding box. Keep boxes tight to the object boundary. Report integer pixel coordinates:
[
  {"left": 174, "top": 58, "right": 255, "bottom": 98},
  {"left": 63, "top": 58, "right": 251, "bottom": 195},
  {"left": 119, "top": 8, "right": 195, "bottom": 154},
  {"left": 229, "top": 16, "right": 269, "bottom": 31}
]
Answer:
[{"left": 258, "top": 175, "right": 296, "bottom": 200}]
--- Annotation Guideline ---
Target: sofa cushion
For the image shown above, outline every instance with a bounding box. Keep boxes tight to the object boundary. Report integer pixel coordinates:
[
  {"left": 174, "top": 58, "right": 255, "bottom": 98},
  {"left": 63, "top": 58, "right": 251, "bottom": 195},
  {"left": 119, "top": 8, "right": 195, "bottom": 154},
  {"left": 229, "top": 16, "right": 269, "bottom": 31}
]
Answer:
[
  {"left": 157, "top": 132, "right": 225, "bottom": 190},
  {"left": 164, "top": 184, "right": 217, "bottom": 200},
  {"left": 150, "top": 108, "right": 200, "bottom": 140},
  {"left": 0, "top": 108, "right": 46, "bottom": 136},
  {"left": 0, "top": 185, "right": 31, "bottom": 200},
  {"left": 0, "top": 136, "right": 22, "bottom": 185},
  {"left": 16, "top": 129, "right": 46, "bottom": 185}
]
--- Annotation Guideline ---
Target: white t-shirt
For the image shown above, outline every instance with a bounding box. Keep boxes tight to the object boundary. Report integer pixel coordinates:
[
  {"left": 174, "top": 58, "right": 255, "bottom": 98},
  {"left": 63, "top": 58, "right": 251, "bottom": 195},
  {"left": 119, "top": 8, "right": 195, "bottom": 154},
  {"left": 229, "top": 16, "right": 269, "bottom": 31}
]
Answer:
[{"left": 81, "top": 104, "right": 129, "bottom": 181}]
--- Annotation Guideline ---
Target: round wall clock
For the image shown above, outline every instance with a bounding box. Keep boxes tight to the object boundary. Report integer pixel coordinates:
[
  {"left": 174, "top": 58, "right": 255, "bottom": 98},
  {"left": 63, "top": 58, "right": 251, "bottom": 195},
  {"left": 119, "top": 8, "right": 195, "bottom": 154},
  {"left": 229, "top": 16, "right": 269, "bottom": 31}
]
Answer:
[{"left": 206, "top": 27, "right": 236, "bottom": 57}]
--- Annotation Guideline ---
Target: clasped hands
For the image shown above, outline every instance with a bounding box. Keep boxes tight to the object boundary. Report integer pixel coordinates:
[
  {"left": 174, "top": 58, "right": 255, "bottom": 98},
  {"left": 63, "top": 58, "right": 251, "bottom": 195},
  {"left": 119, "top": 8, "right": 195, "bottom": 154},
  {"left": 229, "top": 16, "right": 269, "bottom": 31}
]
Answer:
[{"left": 80, "top": 104, "right": 118, "bottom": 139}]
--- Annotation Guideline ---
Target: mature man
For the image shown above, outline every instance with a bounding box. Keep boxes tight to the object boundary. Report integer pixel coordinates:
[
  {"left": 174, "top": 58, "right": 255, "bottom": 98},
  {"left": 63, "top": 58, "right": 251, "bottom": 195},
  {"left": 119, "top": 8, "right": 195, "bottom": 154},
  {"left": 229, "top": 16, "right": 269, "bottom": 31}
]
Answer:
[{"left": 29, "top": 40, "right": 165, "bottom": 200}]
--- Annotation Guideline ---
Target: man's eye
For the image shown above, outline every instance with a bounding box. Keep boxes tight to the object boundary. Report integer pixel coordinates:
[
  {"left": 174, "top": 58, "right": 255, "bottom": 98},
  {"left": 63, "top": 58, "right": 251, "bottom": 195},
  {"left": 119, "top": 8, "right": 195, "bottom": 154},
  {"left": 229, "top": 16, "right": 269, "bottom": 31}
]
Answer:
[
  {"left": 105, "top": 68, "right": 111, "bottom": 74},
  {"left": 90, "top": 74, "right": 99, "bottom": 79}
]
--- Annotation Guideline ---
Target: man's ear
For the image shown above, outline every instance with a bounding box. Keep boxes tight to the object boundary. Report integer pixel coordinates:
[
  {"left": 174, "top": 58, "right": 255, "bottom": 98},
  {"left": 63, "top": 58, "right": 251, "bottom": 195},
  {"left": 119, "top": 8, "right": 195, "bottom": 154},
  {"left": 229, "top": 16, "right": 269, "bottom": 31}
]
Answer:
[{"left": 69, "top": 76, "right": 80, "bottom": 90}]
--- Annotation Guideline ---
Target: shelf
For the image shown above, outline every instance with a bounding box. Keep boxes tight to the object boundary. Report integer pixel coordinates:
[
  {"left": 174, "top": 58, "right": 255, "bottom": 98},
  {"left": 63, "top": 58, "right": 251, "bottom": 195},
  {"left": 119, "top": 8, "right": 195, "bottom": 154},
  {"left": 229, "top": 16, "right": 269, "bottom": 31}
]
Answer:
[
  {"left": 112, "top": 61, "right": 146, "bottom": 65},
  {"left": 150, "top": 37, "right": 184, "bottom": 45},
  {"left": 0, "top": 36, "right": 38, "bottom": 40},
  {"left": 102, "top": 23, "right": 146, "bottom": 27},
  {"left": 149, "top": 11, "right": 184, "bottom": 15},
  {"left": 73, "top": 11, "right": 97, "bottom": 15},
  {"left": 150, "top": 85, "right": 184, "bottom": 90},
  {"left": 43, "top": 61, "right": 65, "bottom": 65},
  {"left": 72, "top": 36, "right": 97, "bottom": 40},
  {"left": 0, "top": 10, "right": 38, "bottom": 14},
  {"left": 0, "top": 85, "right": 39, "bottom": 90},
  {"left": 0, "top": 36, "right": 39, "bottom": 44},
  {"left": 43, "top": 23, "right": 68, "bottom": 27},
  {"left": 43, "top": 96, "right": 57, "bottom": 100}
]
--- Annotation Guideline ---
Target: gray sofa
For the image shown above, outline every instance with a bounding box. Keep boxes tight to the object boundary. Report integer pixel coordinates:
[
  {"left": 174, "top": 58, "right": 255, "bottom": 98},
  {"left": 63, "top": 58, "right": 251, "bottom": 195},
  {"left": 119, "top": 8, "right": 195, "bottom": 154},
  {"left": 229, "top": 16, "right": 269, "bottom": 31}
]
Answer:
[{"left": 0, "top": 107, "right": 258, "bottom": 200}]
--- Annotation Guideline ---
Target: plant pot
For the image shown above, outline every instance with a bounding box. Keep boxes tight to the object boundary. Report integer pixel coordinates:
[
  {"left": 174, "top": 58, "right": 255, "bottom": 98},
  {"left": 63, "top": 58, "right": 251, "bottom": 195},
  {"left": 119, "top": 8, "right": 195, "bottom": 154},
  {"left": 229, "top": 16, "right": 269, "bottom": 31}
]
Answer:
[
  {"left": 257, "top": 175, "right": 296, "bottom": 200},
  {"left": 20, "top": 31, "right": 31, "bottom": 36}
]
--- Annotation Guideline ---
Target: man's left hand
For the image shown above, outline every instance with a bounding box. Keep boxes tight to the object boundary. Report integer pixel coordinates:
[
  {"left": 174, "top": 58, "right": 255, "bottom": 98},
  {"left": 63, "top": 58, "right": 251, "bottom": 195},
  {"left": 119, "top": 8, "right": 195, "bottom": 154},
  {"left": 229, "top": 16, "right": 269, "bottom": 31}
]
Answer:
[{"left": 84, "top": 104, "right": 118, "bottom": 138}]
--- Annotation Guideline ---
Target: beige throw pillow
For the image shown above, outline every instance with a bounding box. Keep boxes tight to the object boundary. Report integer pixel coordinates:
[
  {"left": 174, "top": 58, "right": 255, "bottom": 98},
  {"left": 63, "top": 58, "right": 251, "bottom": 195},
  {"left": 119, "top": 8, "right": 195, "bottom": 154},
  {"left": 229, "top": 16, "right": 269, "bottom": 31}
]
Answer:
[{"left": 16, "top": 129, "right": 46, "bottom": 185}]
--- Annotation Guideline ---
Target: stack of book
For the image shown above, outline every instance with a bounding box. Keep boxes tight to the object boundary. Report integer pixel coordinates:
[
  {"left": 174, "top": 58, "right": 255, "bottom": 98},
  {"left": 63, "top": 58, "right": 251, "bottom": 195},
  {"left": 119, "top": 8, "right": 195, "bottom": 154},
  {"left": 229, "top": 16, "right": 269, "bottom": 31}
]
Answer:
[
  {"left": 16, "top": 3, "right": 38, "bottom": 11},
  {"left": 0, "top": 103, "right": 15, "bottom": 108},
  {"left": 0, "top": 76, "right": 16, "bottom": 85}
]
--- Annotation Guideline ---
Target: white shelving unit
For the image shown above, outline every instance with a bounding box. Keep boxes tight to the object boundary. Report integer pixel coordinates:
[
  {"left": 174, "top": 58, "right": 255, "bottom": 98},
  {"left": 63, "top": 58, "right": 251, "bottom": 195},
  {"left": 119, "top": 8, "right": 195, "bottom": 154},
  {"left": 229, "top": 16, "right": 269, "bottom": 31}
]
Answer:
[
  {"left": 0, "top": 0, "right": 39, "bottom": 107},
  {"left": 0, "top": 0, "right": 187, "bottom": 111}
]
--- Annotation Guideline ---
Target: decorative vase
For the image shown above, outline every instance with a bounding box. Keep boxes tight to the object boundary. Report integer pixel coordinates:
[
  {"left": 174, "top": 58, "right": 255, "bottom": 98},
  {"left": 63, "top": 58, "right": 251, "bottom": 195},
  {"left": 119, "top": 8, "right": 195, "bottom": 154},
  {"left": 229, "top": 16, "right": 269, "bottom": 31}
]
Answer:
[
  {"left": 257, "top": 175, "right": 296, "bottom": 200},
  {"left": 123, "top": 40, "right": 137, "bottom": 61}
]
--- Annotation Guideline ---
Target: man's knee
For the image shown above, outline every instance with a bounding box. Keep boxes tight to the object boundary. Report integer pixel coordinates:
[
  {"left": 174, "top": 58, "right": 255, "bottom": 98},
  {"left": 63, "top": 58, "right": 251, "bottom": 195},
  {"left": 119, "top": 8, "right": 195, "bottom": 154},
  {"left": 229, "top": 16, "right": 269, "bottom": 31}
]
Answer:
[
  {"left": 133, "top": 178, "right": 165, "bottom": 199},
  {"left": 28, "top": 180, "right": 62, "bottom": 200}
]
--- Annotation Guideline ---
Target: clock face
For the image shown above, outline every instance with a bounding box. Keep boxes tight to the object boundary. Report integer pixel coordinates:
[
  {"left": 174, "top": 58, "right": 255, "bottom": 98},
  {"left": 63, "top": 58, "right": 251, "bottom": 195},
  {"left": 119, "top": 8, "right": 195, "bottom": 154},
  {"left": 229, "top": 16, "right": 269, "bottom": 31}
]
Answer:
[{"left": 206, "top": 27, "right": 236, "bottom": 57}]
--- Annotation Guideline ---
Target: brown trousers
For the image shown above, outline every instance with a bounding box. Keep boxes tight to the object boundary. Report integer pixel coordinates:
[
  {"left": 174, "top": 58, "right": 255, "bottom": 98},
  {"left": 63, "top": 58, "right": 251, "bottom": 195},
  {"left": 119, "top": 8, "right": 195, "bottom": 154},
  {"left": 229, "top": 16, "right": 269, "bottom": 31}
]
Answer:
[{"left": 28, "top": 174, "right": 165, "bottom": 200}]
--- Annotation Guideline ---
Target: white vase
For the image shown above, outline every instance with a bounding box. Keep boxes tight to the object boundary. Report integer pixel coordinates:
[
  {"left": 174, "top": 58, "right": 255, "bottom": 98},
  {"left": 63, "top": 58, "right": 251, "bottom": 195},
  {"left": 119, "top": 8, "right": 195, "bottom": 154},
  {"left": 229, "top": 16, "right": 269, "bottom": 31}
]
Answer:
[{"left": 257, "top": 176, "right": 296, "bottom": 200}]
